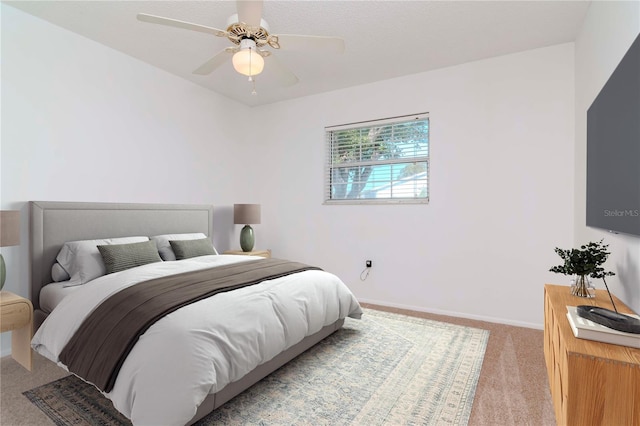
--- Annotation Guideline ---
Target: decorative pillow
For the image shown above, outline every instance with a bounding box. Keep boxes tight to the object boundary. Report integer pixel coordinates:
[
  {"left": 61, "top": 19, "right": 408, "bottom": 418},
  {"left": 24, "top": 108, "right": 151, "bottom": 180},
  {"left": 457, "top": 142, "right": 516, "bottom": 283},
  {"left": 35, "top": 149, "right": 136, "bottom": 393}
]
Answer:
[
  {"left": 97, "top": 240, "right": 163, "bottom": 274},
  {"left": 169, "top": 238, "right": 216, "bottom": 260},
  {"left": 150, "top": 233, "right": 217, "bottom": 260},
  {"left": 56, "top": 236, "right": 149, "bottom": 287},
  {"left": 51, "top": 263, "right": 70, "bottom": 282}
]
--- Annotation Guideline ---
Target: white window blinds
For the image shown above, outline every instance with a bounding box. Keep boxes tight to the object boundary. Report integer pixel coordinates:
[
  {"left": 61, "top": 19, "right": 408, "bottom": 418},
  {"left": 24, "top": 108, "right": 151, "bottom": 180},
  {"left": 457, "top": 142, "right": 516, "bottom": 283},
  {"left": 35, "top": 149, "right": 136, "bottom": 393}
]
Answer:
[{"left": 324, "top": 113, "right": 430, "bottom": 204}]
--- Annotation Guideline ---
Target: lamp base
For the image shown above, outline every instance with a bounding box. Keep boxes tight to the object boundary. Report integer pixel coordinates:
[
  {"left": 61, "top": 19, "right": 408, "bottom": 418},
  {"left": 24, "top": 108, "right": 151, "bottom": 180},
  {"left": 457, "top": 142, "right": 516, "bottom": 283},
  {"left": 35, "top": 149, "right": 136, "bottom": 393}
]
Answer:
[
  {"left": 240, "top": 225, "right": 255, "bottom": 252},
  {"left": 0, "top": 254, "right": 6, "bottom": 290}
]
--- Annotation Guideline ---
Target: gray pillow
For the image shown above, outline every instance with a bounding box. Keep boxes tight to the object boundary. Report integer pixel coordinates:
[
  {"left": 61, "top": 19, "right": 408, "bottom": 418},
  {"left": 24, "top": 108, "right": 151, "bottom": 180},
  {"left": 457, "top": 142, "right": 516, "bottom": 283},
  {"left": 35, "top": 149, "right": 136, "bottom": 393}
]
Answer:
[
  {"left": 169, "top": 238, "right": 216, "bottom": 260},
  {"left": 97, "top": 240, "right": 163, "bottom": 274},
  {"left": 150, "top": 233, "right": 216, "bottom": 261}
]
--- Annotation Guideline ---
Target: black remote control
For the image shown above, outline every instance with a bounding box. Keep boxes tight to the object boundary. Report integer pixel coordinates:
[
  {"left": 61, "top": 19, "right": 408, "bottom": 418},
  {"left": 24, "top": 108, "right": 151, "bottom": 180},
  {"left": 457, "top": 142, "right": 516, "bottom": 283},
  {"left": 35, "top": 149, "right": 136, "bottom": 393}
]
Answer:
[{"left": 576, "top": 306, "right": 640, "bottom": 334}]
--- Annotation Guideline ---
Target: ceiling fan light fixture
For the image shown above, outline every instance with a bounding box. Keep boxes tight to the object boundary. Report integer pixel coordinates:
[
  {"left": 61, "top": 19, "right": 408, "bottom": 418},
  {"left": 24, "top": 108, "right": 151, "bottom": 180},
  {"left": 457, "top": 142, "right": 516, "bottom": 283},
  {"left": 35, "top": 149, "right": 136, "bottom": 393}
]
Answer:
[{"left": 232, "top": 39, "right": 264, "bottom": 77}]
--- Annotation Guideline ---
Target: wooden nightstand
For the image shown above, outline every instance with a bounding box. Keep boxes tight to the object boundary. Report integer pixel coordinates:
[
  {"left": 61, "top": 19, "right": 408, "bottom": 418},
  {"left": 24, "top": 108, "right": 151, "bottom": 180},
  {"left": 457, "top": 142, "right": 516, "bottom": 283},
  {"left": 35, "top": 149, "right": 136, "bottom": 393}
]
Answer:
[
  {"left": 223, "top": 249, "right": 271, "bottom": 258},
  {"left": 0, "top": 291, "right": 33, "bottom": 371}
]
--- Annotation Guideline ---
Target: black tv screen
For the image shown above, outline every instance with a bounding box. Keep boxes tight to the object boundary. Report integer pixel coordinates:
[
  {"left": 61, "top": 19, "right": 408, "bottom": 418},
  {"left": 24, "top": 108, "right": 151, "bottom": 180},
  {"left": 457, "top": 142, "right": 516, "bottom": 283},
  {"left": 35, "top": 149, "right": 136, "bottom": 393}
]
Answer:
[{"left": 586, "top": 33, "right": 640, "bottom": 237}]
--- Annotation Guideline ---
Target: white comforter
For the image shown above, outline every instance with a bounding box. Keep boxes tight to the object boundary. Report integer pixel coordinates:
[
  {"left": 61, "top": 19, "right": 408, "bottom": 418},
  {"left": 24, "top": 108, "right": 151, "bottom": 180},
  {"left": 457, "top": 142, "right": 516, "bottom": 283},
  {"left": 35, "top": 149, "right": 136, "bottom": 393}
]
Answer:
[{"left": 32, "top": 255, "right": 362, "bottom": 426}]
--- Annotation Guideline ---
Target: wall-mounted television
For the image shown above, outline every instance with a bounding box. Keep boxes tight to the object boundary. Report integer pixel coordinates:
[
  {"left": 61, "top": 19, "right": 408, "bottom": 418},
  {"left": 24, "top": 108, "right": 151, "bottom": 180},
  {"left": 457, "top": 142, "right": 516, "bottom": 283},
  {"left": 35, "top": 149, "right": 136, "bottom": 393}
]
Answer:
[{"left": 586, "top": 32, "right": 640, "bottom": 237}]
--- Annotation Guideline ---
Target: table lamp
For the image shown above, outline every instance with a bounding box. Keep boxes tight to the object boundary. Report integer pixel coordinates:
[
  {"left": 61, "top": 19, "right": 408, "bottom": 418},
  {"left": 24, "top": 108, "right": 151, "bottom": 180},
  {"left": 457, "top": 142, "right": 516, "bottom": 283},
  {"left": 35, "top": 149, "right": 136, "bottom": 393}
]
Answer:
[
  {"left": 0, "top": 211, "right": 20, "bottom": 290},
  {"left": 233, "top": 204, "right": 261, "bottom": 252}
]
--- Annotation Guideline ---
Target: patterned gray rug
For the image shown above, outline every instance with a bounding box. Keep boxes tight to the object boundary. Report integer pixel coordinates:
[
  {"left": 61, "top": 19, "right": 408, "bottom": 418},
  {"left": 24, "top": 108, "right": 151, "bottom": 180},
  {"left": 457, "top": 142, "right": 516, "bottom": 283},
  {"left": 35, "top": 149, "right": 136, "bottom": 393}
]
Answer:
[{"left": 24, "top": 309, "right": 489, "bottom": 425}]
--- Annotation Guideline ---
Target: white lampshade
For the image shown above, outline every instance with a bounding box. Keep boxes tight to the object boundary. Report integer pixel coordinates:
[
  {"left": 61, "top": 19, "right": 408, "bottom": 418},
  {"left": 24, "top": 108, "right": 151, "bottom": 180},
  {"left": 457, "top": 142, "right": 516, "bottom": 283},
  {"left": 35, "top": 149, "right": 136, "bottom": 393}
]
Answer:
[{"left": 232, "top": 39, "right": 264, "bottom": 77}]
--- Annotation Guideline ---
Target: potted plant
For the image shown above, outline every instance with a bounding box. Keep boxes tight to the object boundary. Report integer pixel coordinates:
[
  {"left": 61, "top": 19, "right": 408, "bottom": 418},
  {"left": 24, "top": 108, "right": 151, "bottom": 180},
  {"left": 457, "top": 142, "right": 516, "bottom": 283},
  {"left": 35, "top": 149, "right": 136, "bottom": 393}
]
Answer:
[{"left": 549, "top": 239, "right": 615, "bottom": 298}]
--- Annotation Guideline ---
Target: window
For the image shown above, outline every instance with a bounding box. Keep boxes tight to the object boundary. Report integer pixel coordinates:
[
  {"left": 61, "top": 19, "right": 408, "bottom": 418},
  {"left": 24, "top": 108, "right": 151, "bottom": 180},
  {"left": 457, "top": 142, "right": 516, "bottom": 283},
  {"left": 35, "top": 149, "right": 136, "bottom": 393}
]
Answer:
[{"left": 324, "top": 113, "right": 429, "bottom": 204}]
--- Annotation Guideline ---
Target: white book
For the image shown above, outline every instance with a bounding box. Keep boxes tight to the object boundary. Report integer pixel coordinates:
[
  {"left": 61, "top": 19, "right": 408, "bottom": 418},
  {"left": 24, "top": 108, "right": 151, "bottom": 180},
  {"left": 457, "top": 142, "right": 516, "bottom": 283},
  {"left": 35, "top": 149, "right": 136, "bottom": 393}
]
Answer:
[{"left": 566, "top": 305, "right": 640, "bottom": 349}]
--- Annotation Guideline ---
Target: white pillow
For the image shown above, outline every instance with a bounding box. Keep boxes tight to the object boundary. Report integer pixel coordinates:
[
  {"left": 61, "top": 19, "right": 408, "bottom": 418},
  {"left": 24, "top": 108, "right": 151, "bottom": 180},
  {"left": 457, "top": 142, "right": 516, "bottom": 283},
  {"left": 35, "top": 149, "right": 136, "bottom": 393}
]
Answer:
[
  {"left": 150, "top": 233, "right": 217, "bottom": 260},
  {"left": 56, "top": 236, "right": 149, "bottom": 287},
  {"left": 51, "top": 263, "right": 70, "bottom": 282}
]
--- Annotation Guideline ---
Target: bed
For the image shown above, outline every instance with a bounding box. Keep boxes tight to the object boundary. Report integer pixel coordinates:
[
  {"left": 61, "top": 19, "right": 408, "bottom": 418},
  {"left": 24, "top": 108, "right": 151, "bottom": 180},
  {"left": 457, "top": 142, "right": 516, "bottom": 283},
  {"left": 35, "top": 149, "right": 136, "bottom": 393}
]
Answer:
[{"left": 28, "top": 201, "right": 362, "bottom": 425}]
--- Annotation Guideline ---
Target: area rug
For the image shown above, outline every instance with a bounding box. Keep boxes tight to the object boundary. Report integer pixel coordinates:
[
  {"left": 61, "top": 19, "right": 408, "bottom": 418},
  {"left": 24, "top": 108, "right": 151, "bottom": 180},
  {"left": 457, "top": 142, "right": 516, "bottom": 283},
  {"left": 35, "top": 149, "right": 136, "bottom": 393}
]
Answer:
[{"left": 24, "top": 308, "right": 489, "bottom": 425}]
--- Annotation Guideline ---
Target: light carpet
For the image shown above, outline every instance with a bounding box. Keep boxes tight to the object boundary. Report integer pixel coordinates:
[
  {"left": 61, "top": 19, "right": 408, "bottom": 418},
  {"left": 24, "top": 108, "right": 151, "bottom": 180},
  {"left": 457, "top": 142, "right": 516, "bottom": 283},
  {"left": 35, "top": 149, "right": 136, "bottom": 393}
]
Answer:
[{"left": 24, "top": 308, "right": 489, "bottom": 425}]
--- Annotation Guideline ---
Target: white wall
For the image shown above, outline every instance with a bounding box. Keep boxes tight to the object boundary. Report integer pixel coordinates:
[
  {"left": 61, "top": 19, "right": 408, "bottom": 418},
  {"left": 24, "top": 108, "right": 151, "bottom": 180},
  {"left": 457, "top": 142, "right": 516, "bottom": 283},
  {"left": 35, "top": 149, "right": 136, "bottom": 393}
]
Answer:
[
  {"left": 0, "top": 5, "right": 253, "bottom": 355},
  {"left": 250, "top": 43, "right": 576, "bottom": 328},
  {"left": 0, "top": 5, "right": 582, "bottom": 363},
  {"left": 574, "top": 1, "right": 640, "bottom": 312}
]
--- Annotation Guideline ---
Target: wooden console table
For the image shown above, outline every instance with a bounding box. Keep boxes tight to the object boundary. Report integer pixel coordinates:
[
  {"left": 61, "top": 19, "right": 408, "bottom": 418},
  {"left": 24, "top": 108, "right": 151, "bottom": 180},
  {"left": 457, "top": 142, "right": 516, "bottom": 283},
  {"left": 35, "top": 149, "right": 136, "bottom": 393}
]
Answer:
[{"left": 543, "top": 284, "right": 640, "bottom": 425}]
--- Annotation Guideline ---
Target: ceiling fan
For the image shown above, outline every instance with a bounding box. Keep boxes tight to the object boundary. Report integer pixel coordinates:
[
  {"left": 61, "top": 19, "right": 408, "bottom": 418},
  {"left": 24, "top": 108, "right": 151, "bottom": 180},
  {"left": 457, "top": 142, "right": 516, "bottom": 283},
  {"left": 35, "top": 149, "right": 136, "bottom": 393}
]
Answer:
[{"left": 137, "top": 0, "right": 345, "bottom": 91}]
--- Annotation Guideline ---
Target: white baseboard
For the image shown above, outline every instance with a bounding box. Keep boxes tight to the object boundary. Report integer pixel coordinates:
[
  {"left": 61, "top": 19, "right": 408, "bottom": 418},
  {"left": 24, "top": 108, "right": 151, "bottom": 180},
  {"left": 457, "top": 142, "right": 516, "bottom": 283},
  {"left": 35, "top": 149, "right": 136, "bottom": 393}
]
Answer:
[{"left": 357, "top": 298, "right": 543, "bottom": 330}]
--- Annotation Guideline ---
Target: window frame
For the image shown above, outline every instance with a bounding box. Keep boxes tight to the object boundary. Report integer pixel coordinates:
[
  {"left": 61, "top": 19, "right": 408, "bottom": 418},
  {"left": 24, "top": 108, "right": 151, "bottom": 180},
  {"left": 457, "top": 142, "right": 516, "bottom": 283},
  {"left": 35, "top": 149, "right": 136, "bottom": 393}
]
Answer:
[{"left": 324, "top": 112, "right": 430, "bottom": 205}]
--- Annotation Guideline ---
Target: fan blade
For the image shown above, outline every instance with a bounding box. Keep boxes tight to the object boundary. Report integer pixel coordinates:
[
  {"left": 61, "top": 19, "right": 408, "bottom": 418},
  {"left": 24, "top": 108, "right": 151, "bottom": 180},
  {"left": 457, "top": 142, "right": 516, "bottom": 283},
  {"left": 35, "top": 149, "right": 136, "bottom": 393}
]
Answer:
[
  {"left": 276, "top": 34, "right": 345, "bottom": 54},
  {"left": 137, "top": 13, "right": 227, "bottom": 37},
  {"left": 236, "top": 0, "right": 263, "bottom": 27},
  {"left": 193, "top": 50, "right": 231, "bottom": 75},
  {"left": 267, "top": 54, "right": 299, "bottom": 87}
]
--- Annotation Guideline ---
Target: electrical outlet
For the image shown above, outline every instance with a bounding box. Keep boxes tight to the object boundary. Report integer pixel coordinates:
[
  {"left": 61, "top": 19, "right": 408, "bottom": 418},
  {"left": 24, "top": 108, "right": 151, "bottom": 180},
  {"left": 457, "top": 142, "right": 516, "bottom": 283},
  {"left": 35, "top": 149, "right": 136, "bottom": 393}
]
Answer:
[{"left": 366, "top": 260, "right": 372, "bottom": 268}]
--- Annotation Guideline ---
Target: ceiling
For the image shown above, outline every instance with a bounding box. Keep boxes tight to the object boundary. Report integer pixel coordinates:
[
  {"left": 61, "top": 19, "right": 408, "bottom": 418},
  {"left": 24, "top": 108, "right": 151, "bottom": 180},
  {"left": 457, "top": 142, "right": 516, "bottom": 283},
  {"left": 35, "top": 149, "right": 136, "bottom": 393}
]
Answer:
[{"left": 6, "top": 0, "right": 590, "bottom": 107}]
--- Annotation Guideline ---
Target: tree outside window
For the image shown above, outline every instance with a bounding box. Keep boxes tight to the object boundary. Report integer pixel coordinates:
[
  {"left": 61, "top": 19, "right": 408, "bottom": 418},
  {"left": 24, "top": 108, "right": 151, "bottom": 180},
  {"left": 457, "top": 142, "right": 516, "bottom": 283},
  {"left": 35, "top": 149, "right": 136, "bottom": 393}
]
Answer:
[{"left": 325, "top": 114, "right": 429, "bottom": 204}]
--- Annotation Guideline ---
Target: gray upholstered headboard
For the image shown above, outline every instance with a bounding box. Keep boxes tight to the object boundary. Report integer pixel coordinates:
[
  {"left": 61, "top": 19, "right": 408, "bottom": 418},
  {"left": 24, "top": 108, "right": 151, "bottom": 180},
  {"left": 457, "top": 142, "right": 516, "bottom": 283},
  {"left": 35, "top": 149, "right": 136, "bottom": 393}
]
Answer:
[{"left": 29, "top": 201, "right": 214, "bottom": 312}]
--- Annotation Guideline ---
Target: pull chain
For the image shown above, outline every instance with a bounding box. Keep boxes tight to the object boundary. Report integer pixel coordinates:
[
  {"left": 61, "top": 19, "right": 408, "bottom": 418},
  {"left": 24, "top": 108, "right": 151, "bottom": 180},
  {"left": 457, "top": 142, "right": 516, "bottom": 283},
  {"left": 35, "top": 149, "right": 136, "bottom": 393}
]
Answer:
[
  {"left": 248, "top": 46, "right": 257, "bottom": 95},
  {"left": 248, "top": 46, "right": 253, "bottom": 82}
]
